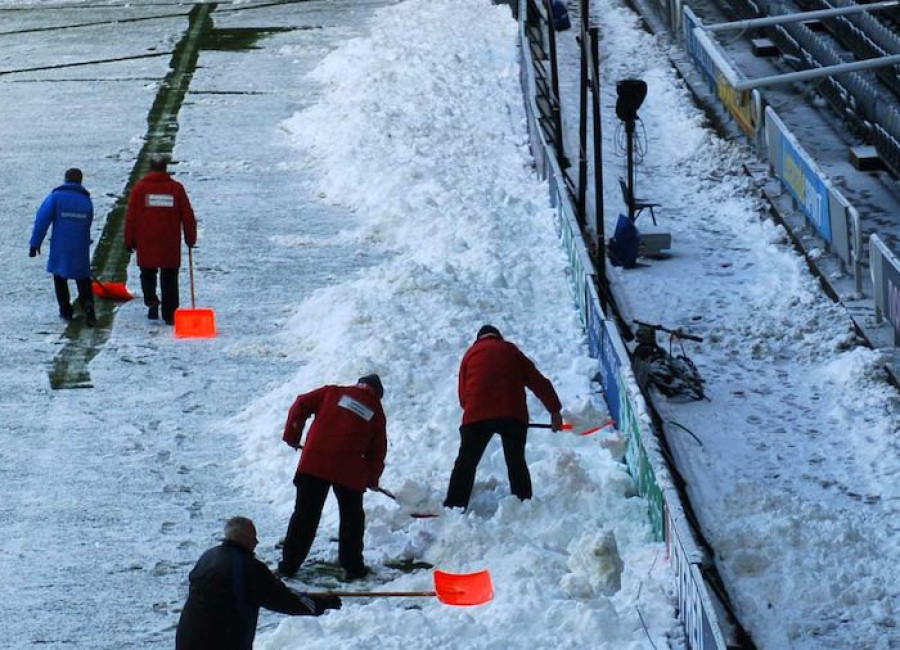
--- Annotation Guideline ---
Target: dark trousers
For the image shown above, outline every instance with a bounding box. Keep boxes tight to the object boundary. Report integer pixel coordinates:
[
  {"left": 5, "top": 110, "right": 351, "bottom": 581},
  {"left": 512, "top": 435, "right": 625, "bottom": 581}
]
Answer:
[
  {"left": 140, "top": 267, "right": 179, "bottom": 321},
  {"left": 53, "top": 275, "right": 93, "bottom": 317},
  {"left": 443, "top": 418, "right": 531, "bottom": 509},
  {"left": 281, "top": 474, "right": 366, "bottom": 574}
]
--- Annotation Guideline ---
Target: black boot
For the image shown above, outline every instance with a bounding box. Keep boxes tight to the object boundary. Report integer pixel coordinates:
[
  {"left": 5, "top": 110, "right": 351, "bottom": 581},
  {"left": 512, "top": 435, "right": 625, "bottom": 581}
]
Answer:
[
  {"left": 342, "top": 566, "right": 371, "bottom": 582},
  {"left": 276, "top": 561, "right": 298, "bottom": 579}
]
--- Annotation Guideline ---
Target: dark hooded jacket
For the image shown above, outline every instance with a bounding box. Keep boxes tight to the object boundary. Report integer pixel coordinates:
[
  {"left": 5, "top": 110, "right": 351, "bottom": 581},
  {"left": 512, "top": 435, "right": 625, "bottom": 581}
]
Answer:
[{"left": 175, "top": 541, "right": 320, "bottom": 650}]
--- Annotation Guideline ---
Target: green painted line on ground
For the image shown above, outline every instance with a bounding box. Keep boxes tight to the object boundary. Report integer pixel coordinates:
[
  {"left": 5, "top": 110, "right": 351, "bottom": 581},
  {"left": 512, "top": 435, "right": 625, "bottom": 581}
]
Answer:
[{"left": 49, "top": 3, "right": 215, "bottom": 390}]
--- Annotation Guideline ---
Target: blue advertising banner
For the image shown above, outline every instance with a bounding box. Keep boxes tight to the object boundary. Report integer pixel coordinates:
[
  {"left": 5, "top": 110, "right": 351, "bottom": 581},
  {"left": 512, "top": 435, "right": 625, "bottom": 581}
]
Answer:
[
  {"left": 767, "top": 110, "right": 833, "bottom": 243},
  {"left": 682, "top": 8, "right": 716, "bottom": 91},
  {"left": 781, "top": 146, "right": 831, "bottom": 242},
  {"left": 599, "top": 324, "right": 622, "bottom": 425}
]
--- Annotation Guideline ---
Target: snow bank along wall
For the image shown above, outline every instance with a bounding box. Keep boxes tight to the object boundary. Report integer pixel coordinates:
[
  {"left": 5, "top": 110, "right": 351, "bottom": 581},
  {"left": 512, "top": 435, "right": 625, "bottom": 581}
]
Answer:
[
  {"left": 515, "top": 2, "right": 730, "bottom": 648},
  {"left": 677, "top": 2, "right": 900, "bottom": 348}
]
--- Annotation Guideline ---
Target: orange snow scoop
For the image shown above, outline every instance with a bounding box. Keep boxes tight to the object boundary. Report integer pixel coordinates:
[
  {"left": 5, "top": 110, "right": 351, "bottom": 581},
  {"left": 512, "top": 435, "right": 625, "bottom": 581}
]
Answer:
[
  {"left": 529, "top": 419, "right": 615, "bottom": 436},
  {"left": 174, "top": 248, "right": 216, "bottom": 338},
  {"left": 91, "top": 278, "right": 133, "bottom": 301},
  {"left": 433, "top": 569, "right": 493, "bottom": 606},
  {"left": 310, "top": 569, "right": 493, "bottom": 607}
]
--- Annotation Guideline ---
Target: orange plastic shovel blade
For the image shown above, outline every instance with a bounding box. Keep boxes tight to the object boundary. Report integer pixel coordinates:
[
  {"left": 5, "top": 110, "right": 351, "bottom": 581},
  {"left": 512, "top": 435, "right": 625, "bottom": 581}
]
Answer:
[
  {"left": 91, "top": 281, "right": 133, "bottom": 301},
  {"left": 174, "top": 308, "right": 217, "bottom": 338},
  {"left": 433, "top": 569, "right": 493, "bottom": 606}
]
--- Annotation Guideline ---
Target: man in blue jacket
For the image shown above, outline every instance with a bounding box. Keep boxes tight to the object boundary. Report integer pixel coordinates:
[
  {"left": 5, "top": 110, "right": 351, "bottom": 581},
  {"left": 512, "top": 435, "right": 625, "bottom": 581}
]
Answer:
[{"left": 29, "top": 168, "right": 96, "bottom": 326}]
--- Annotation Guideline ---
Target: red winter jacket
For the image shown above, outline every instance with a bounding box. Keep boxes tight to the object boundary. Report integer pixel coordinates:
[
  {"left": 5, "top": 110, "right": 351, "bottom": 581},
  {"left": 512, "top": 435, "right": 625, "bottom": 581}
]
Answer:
[
  {"left": 283, "top": 384, "right": 387, "bottom": 492},
  {"left": 458, "top": 336, "right": 562, "bottom": 426},
  {"left": 124, "top": 171, "right": 197, "bottom": 269}
]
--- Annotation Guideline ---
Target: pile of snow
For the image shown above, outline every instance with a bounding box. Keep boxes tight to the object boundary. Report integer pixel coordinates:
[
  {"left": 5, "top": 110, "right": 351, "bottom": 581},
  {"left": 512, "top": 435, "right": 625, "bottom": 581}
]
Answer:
[{"left": 223, "top": 1, "right": 680, "bottom": 648}]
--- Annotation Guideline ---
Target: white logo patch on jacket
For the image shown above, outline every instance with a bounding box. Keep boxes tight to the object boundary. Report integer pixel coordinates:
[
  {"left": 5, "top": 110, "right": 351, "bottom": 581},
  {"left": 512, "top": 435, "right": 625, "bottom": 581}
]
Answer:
[
  {"left": 338, "top": 395, "right": 374, "bottom": 421},
  {"left": 146, "top": 193, "right": 175, "bottom": 208}
]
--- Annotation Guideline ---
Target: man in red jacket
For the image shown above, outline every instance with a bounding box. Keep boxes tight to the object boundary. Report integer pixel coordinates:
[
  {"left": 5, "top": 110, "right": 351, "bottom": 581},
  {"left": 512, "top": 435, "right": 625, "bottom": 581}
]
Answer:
[
  {"left": 278, "top": 374, "right": 387, "bottom": 581},
  {"left": 124, "top": 154, "right": 197, "bottom": 325},
  {"left": 444, "top": 325, "right": 563, "bottom": 509}
]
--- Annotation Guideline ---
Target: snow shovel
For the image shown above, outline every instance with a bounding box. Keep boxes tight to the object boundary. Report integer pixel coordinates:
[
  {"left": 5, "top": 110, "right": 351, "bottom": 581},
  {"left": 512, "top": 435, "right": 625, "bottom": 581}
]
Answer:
[
  {"left": 309, "top": 569, "right": 493, "bottom": 607},
  {"left": 91, "top": 277, "right": 133, "bottom": 301},
  {"left": 529, "top": 419, "right": 615, "bottom": 436},
  {"left": 372, "top": 486, "right": 439, "bottom": 519},
  {"left": 174, "top": 248, "right": 216, "bottom": 338}
]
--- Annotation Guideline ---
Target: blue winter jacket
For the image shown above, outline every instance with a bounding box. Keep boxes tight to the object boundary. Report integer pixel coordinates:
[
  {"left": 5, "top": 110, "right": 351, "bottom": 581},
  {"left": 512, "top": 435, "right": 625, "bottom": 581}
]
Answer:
[{"left": 30, "top": 182, "right": 94, "bottom": 279}]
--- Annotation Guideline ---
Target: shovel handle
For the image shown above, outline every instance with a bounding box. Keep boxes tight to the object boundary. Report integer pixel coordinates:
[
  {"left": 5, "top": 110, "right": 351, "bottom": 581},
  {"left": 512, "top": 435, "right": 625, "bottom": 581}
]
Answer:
[
  {"left": 308, "top": 590, "right": 437, "bottom": 598},
  {"left": 530, "top": 420, "right": 615, "bottom": 436},
  {"left": 373, "top": 486, "right": 397, "bottom": 500},
  {"left": 372, "top": 486, "right": 439, "bottom": 518},
  {"left": 576, "top": 419, "right": 616, "bottom": 436},
  {"left": 187, "top": 247, "right": 196, "bottom": 309}
]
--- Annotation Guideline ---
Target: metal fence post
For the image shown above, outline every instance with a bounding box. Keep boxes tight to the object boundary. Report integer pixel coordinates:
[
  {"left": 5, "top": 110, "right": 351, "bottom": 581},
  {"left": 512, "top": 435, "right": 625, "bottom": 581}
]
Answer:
[
  {"left": 590, "top": 25, "right": 605, "bottom": 284},
  {"left": 544, "top": 0, "right": 567, "bottom": 172},
  {"left": 576, "top": 0, "right": 589, "bottom": 231}
]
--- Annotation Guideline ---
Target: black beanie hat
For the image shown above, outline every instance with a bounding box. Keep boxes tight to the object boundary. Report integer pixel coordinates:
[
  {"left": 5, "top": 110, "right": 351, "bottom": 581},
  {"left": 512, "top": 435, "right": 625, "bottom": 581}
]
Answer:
[
  {"left": 358, "top": 374, "right": 384, "bottom": 399},
  {"left": 149, "top": 154, "right": 169, "bottom": 172},
  {"left": 476, "top": 325, "right": 503, "bottom": 340}
]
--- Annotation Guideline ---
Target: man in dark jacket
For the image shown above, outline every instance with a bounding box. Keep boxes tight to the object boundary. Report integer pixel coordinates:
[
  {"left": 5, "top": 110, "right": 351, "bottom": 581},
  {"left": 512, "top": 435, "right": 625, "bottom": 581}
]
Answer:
[
  {"left": 278, "top": 375, "right": 388, "bottom": 581},
  {"left": 29, "top": 168, "right": 96, "bottom": 326},
  {"left": 124, "top": 154, "right": 196, "bottom": 325},
  {"left": 444, "top": 325, "right": 563, "bottom": 509},
  {"left": 176, "top": 517, "right": 341, "bottom": 650}
]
